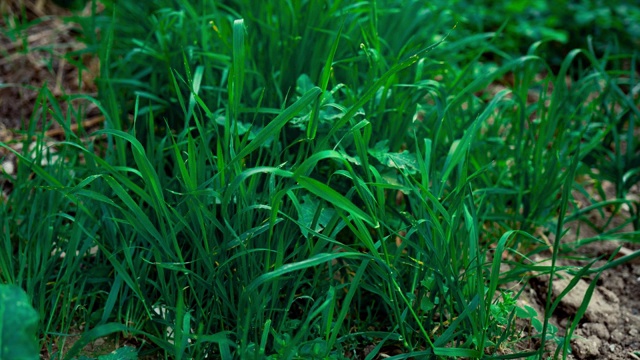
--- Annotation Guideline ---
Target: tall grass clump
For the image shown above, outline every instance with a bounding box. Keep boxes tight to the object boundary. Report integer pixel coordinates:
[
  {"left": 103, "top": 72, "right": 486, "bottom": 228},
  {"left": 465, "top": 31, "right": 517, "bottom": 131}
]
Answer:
[{"left": 0, "top": 0, "right": 638, "bottom": 359}]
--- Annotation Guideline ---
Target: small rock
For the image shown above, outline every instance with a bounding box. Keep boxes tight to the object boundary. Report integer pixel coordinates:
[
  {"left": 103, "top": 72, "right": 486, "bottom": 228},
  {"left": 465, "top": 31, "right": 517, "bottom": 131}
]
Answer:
[
  {"left": 571, "top": 335, "right": 602, "bottom": 359},
  {"left": 1, "top": 160, "right": 13, "bottom": 175},
  {"left": 559, "top": 317, "right": 570, "bottom": 328},
  {"left": 610, "top": 329, "right": 625, "bottom": 344},
  {"left": 599, "top": 287, "right": 619, "bottom": 304},
  {"left": 582, "top": 323, "right": 609, "bottom": 340},
  {"left": 630, "top": 328, "right": 639, "bottom": 337},
  {"left": 551, "top": 276, "right": 620, "bottom": 324},
  {"left": 27, "top": 141, "right": 60, "bottom": 166},
  {"left": 604, "top": 275, "right": 624, "bottom": 293}
]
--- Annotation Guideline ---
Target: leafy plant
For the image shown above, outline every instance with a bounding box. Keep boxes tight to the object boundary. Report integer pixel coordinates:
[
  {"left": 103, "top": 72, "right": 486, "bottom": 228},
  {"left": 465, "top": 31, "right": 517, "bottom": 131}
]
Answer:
[
  {"left": 0, "top": 0, "right": 638, "bottom": 359},
  {"left": 74, "top": 346, "right": 138, "bottom": 360},
  {"left": 0, "top": 285, "right": 40, "bottom": 360}
]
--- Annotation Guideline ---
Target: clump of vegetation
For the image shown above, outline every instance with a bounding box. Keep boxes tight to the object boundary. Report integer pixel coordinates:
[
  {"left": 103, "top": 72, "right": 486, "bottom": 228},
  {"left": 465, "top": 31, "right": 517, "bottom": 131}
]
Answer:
[{"left": 1, "top": 0, "right": 638, "bottom": 358}]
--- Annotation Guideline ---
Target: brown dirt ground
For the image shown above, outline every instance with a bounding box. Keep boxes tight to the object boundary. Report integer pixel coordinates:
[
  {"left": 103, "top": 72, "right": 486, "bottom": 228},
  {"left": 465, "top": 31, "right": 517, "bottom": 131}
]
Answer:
[
  {"left": 521, "top": 181, "right": 640, "bottom": 360},
  {"left": 0, "top": 0, "right": 100, "bottom": 128},
  {"left": 1, "top": 1, "right": 639, "bottom": 359},
  {"left": 0, "top": 0, "right": 102, "bottom": 201}
]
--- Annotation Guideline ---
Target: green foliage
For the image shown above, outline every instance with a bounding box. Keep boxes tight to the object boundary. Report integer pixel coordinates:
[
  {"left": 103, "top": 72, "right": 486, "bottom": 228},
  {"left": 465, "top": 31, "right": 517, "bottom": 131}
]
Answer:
[
  {"left": 75, "top": 346, "right": 138, "bottom": 360},
  {"left": 0, "top": 0, "right": 638, "bottom": 359},
  {"left": 0, "top": 285, "right": 39, "bottom": 360},
  {"left": 451, "top": 0, "right": 640, "bottom": 64}
]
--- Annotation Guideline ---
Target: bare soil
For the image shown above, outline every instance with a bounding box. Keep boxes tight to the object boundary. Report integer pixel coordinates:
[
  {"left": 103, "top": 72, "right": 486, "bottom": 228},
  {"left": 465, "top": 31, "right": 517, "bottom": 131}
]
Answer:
[
  {"left": 1, "top": 0, "right": 102, "bottom": 201},
  {"left": 0, "top": 0, "right": 99, "bottom": 130},
  {"left": 518, "top": 181, "right": 640, "bottom": 359}
]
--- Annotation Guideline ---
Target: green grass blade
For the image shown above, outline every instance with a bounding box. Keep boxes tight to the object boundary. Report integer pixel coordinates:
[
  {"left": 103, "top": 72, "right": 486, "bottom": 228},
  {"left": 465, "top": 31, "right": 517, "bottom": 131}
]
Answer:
[{"left": 230, "top": 86, "right": 321, "bottom": 165}]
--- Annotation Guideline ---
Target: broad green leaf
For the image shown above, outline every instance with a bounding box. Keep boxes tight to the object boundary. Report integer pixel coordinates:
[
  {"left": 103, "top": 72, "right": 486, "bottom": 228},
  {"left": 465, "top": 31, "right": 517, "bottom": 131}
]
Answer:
[
  {"left": 214, "top": 116, "right": 272, "bottom": 146},
  {"left": 368, "top": 140, "right": 419, "bottom": 174},
  {"left": 295, "top": 175, "right": 377, "bottom": 228},
  {"left": 298, "top": 195, "right": 336, "bottom": 238},
  {"left": 0, "top": 285, "right": 39, "bottom": 360},
  {"left": 97, "top": 346, "right": 138, "bottom": 360},
  {"left": 296, "top": 73, "right": 315, "bottom": 94}
]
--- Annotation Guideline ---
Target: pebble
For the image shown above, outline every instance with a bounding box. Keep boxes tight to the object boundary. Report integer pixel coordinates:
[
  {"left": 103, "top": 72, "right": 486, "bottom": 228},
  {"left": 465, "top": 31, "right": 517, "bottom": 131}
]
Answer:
[
  {"left": 551, "top": 276, "right": 621, "bottom": 324},
  {"left": 571, "top": 335, "right": 601, "bottom": 359},
  {"left": 583, "top": 322, "right": 609, "bottom": 340},
  {"left": 1, "top": 160, "right": 13, "bottom": 175},
  {"left": 610, "top": 329, "right": 625, "bottom": 344}
]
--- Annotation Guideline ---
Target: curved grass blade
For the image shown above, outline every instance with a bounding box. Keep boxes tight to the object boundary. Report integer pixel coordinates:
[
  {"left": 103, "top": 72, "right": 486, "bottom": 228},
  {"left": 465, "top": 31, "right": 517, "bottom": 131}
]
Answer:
[
  {"left": 295, "top": 175, "right": 377, "bottom": 228},
  {"left": 230, "top": 86, "right": 321, "bottom": 165},
  {"left": 231, "top": 19, "right": 245, "bottom": 119},
  {"left": 245, "top": 252, "right": 365, "bottom": 294}
]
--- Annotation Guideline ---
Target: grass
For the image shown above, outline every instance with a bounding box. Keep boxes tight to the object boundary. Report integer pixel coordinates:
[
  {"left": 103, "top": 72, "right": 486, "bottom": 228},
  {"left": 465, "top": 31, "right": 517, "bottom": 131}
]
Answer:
[{"left": 0, "top": 0, "right": 639, "bottom": 359}]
